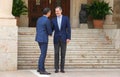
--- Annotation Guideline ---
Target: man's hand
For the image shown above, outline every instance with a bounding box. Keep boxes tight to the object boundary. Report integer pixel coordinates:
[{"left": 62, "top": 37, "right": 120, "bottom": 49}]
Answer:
[{"left": 66, "top": 39, "right": 70, "bottom": 44}]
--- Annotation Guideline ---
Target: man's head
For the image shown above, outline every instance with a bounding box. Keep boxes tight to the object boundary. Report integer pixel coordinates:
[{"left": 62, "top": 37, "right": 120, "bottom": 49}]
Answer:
[
  {"left": 55, "top": 6, "right": 62, "bottom": 17},
  {"left": 43, "top": 8, "right": 51, "bottom": 17}
]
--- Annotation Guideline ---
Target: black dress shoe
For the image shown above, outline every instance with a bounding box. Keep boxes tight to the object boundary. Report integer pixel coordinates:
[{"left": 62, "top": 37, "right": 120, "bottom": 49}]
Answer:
[
  {"left": 40, "top": 71, "right": 51, "bottom": 75},
  {"left": 37, "top": 70, "right": 51, "bottom": 75},
  {"left": 37, "top": 69, "right": 40, "bottom": 72},
  {"left": 55, "top": 70, "right": 59, "bottom": 73},
  {"left": 60, "top": 70, "right": 65, "bottom": 73}
]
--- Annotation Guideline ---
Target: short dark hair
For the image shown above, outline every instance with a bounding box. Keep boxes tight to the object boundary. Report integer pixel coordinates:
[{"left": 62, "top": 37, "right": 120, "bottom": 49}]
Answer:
[
  {"left": 55, "top": 6, "right": 62, "bottom": 11},
  {"left": 42, "top": 8, "right": 51, "bottom": 15}
]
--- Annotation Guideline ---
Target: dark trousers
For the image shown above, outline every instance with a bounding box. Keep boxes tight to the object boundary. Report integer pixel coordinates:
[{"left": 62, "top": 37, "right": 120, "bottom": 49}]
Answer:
[
  {"left": 38, "top": 42, "right": 48, "bottom": 72},
  {"left": 54, "top": 39, "right": 67, "bottom": 70}
]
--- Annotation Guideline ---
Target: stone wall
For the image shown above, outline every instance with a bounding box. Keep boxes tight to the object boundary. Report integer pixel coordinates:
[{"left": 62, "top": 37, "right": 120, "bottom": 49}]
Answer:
[
  {"left": 113, "top": 0, "right": 120, "bottom": 28},
  {"left": 70, "top": 0, "right": 87, "bottom": 28},
  {"left": 0, "top": 24, "right": 18, "bottom": 71}
]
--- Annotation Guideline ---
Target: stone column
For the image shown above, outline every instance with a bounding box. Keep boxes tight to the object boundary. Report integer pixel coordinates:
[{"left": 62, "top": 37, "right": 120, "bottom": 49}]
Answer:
[
  {"left": 103, "top": 0, "right": 117, "bottom": 29},
  {"left": 70, "top": 0, "right": 87, "bottom": 28},
  {"left": 0, "top": 0, "right": 18, "bottom": 71},
  {"left": 0, "top": 0, "right": 14, "bottom": 18}
]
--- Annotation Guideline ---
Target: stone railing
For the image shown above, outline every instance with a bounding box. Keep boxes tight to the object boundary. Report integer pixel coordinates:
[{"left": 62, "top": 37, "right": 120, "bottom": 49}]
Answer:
[{"left": 104, "top": 29, "right": 120, "bottom": 50}]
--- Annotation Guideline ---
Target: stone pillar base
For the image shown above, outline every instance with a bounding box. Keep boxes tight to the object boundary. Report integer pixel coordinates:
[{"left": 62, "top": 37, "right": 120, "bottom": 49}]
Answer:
[
  {"left": 103, "top": 24, "right": 117, "bottom": 29},
  {"left": 0, "top": 19, "right": 16, "bottom": 26},
  {"left": 80, "top": 24, "right": 88, "bottom": 29},
  {"left": 0, "top": 19, "right": 18, "bottom": 71}
]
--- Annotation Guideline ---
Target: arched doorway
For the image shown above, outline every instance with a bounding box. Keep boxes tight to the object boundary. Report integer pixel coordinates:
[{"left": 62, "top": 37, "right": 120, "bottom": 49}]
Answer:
[{"left": 28, "top": 0, "right": 70, "bottom": 27}]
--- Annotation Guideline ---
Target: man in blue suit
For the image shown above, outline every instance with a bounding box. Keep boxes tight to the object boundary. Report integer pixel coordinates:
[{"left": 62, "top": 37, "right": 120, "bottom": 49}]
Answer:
[
  {"left": 51, "top": 6, "right": 71, "bottom": 73},
  {"left": 35, "top": 8, "right": 52, "bottom": 75}
]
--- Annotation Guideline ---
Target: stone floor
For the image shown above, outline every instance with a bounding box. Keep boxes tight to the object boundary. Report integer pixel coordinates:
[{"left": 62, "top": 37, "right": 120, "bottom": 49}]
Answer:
[{"left": 0, "top": 69, "right": 120, "bottom": 77}]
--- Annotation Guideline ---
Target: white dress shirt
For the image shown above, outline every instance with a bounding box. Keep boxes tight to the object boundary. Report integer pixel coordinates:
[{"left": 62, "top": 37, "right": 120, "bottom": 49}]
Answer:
[{"left": 57, "top": 15, "right": 62, "bottom": 30}]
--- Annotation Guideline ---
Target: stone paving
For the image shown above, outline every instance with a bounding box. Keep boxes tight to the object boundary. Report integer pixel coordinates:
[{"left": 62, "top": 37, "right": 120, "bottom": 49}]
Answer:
[{"left": 0, "top": 69, "right": 120, "bottom": 77}]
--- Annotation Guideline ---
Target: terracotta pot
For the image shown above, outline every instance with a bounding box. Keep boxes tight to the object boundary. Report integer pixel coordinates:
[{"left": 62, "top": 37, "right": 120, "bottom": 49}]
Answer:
[{"left": 93, "top": 20, "right": 104, "bottom": 29}]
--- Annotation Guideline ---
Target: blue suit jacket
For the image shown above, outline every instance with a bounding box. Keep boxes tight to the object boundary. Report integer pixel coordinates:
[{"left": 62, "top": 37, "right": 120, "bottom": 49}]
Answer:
[
  {"left": 51, "top": 16, "right": 71, "bottom": 44},
  {"left": 35, "top": 16, "right": 52, "bottom": 43}
]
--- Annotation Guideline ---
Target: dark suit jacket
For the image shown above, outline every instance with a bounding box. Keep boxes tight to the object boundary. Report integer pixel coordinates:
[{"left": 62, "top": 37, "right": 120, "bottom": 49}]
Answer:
[
  {"left": 35, "top": 16, "right": 52, "bottom": 43},
  {"left": 51, "top": 15, "right": 71, "bottom": 44}
]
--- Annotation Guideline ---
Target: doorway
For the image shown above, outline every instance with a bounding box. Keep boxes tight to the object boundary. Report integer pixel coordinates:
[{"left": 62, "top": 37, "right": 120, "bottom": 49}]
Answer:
[{"left": 28, "top": 0, "right": 70, "bottom": 27}]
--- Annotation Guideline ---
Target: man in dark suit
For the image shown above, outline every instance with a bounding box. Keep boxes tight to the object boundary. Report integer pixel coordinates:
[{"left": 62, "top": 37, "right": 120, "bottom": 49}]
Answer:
[
  {"left": 51, "top": 6, "right": 71, "bottom": 73},
  {"left": 35, "top": 8, "right": 52, "bottom": 75}
]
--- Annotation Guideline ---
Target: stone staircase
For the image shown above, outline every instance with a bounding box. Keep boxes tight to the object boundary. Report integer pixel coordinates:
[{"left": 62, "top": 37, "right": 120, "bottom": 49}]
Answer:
[{"left": 18, "top": 28, "right": 120, "bottom": 69}]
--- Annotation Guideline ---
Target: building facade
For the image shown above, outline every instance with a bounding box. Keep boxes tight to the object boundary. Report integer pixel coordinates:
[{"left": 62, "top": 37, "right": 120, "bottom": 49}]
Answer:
[
  {"left": 18, "top": 0, "right": 120, "bottom": 28},
  {"left": 0, "top": 0, "right": 120, "bottom": 71}
]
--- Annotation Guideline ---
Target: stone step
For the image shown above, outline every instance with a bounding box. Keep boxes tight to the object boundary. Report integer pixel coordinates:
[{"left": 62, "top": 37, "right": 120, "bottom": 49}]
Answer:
[
  {"left": 18, "top": 41, "right": 112, "bottom": 45},
  {"left": 18, "top": 55, "right": 120, "bottom": 59},
  {"left": 18, "top": 61, "right": 120, "bottom": 66},
  {"left": 19, "top": 42, "right": 112, "bottom": 46},
  {"left": 19, "top": 40, "right": 108, "bottom": 43},
  {"left": 18, "top": 52, "right": 120, "bottom": 55},
  {"left": 18, "top": 44, "right": 114, "bottom": 47},
  {"left": 18, "top": 43, "right": 112, "bottom": 46},
  {"left": 18, "top": 34, "right": 105, "bottom": 37},
  {"left": 18, "top": 37, "right": 108, "bottom": 40},
  {"left": 18, "top": 28, "right": 119, "bottom": 69},
  {"left": 18, "top": 62, "right": 120, "bottom": 69},
  {"left": 18, "top": 46, "right": 115, "bottom": 50},
  {"left": 18, "top": 48, "right": 116, "bottom": 51},
  {"left": 18, "top": 38, "right": 108, "bottom": 42},
  {"left": 18, "top": 62, "right": 120, "bottom": 66},
  {"left": 18, "top": 33, "right": 105, "bottom": 36},
  {"left": 18, "top": 54, "right": 120, "bottom": 57},
  {"left": 18, "top": 65, "right": 120, "bottom": 69},
  {"left": 18, "top": 34, "right": 104, "bottom": 36},
  {"left": 18, "top": 33, "right": 105, "bottom": 37},
  {"left": 18, "top": 55, "right": 120, "bottom": 60},
  {"left": 18, "top": 41, "right": 111, "bottom": 44},
  {"left": 18, "top": 44, "right": 115, "bottom": 47},
  {"left": 18, "top": 30, "right": 104, "bottom": 33},
  {"left": 18, "top": 39, "right": 108, "bottom": 41},
  {"left": 18, "top": 57, "right": 120, "bottom": 61},
  {"left": 18, "top": 53, "right": 120, "bottom": 56},
  {"left": 18, "top": 50, "right": 118, "bottom": 54},
  {"left": 19, "top": 44, "right": 113, "bottom": 47},
  {"left": 18, "top": 64, "right": 120, "bottom": 70},
  {"left": 20, "top": 54, "right": 120, "bottom": 58},
  {"left": 18, "top": 28, "right": 104, "bottom": 33},
  {"left": 19, "top": 42, "right": 111, "bottom": 45},
  {"left": 18, "top": 50, "right": 117, "bottom": 53},
  {"left": 18, "top": 64, "right": 120, "bottom": 69},
  {"left": 19, "top": 37, "right": 107, "bottom": 40}
]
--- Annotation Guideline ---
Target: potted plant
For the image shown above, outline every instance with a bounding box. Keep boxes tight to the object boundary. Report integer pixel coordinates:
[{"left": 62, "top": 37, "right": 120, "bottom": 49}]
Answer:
[
  {"left": 12, "top": 0, "right": 28, "bottom": 26},
  {"left": 87, "top": 0, "right": 113, "bottom": 28}
]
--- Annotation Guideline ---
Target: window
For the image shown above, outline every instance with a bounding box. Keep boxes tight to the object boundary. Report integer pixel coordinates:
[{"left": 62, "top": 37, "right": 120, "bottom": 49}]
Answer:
[{"left": 36, "top": 0, "right": 40, "bottom": 5}]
